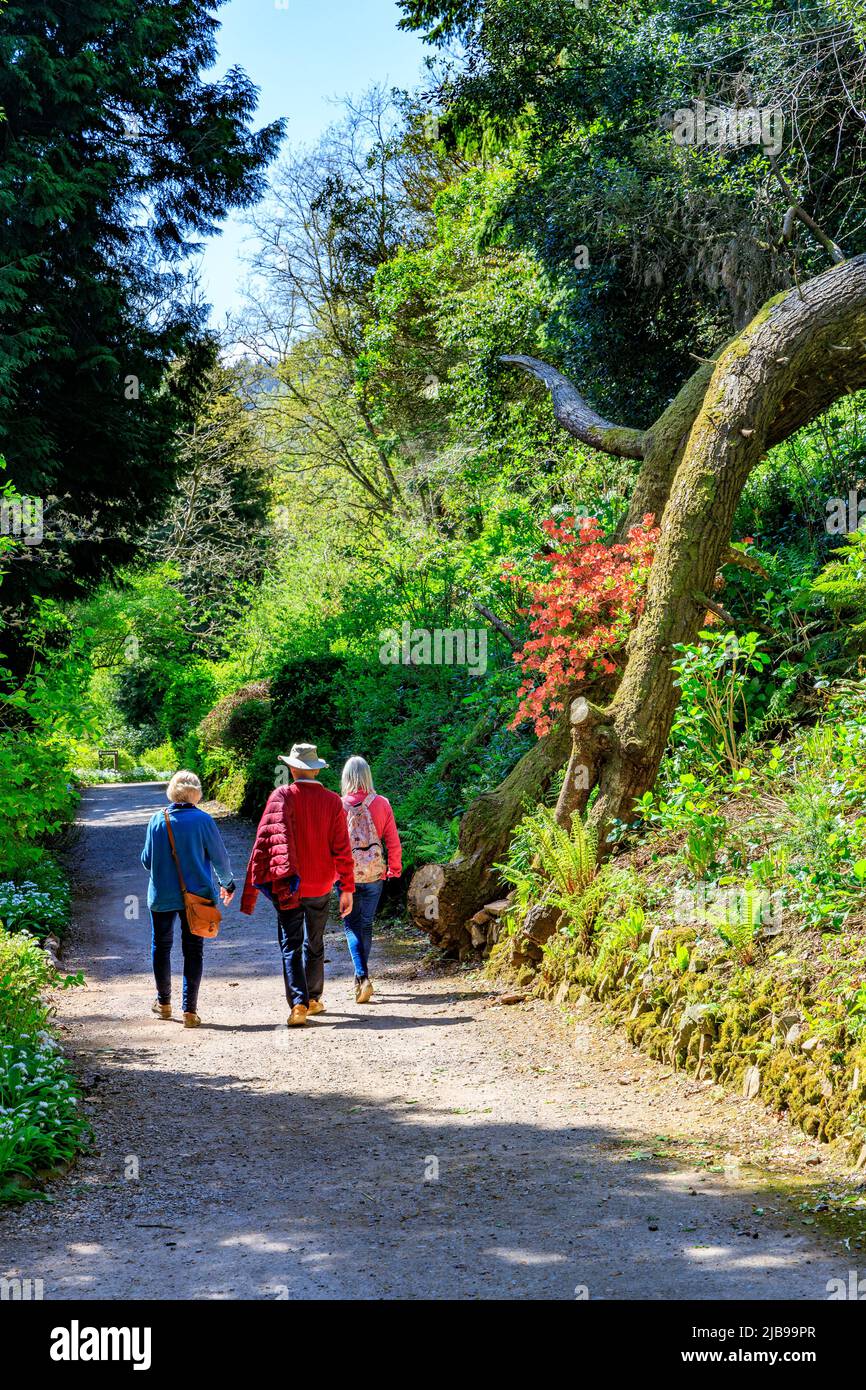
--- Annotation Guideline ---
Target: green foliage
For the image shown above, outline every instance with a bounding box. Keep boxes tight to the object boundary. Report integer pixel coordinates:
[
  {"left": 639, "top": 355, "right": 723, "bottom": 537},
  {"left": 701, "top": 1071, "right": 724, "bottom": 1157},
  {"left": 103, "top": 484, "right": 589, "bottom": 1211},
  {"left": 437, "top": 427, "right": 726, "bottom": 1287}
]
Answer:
[
  {"left": 160, "top": 664, "right": 218, "bottom": 752},
  {"left": 532, "top": 805, "right": 598, "bottom": 901},
  {"left": 671, "top": 631, "right": 771, "bottom": 775},
  {"left": 711, "top": 884, "right": 768, "bottom": 956},
  {"left": 0, "top": 927, "right": 86, "bottom": 1201},
  {"left": 405, "top": 818, "right": 461, "bottom": 865},
  {"left": 199, "top": 683, "right": 272, "bottom": 758},
  {"left": 0, "top": 929, "right": 59, "bottom": 1037},
  {"left": 138, "top": 741, "right": 178, "bottom": 771},
  {"left": 501, "top": 803, "right": 606, "bottom": 947},
  {"left": 0, "top": 1, "right": 282, "bottom": 639},
  {"left": 402, "top": 1, "right": 866, "bottom": 420},
  {"left": 74, "top": 765, "right": 173, "bottom": 787},
  {"left": 238, "top": 656, "right": 351, "bottom": 812},
  {"left": 0, "top": 605, "right": 91, "bottom": 878},
  {"left": 496, "top": 802, "right": 548, "bottom": 910},
  {"left": 0, "top": 861, "right": 70, "bottom": 942},
  {"left": 635, "top": 774, "right": 727, "bottom": 876},
  {"left": 811, "top": 528, "right": 866, "bottom": 642},
  {"left": 593, "top": 903, "right": 648, "bottom": 975}
]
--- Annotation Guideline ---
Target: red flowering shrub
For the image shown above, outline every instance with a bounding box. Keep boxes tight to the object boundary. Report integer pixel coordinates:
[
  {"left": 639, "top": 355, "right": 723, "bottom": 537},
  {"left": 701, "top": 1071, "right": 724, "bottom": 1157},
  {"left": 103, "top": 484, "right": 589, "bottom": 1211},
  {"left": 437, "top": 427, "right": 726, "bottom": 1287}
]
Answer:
[{"left": 508, "top": 515, "right": 660, "bottom": 736}]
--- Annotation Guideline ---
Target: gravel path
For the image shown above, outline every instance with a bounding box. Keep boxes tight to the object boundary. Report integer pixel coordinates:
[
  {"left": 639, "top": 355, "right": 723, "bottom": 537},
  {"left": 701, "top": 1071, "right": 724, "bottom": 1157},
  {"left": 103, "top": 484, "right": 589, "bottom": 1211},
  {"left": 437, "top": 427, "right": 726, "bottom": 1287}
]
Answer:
[{"left": 0, "top": 784, "right": 851, "bottom": 1300}]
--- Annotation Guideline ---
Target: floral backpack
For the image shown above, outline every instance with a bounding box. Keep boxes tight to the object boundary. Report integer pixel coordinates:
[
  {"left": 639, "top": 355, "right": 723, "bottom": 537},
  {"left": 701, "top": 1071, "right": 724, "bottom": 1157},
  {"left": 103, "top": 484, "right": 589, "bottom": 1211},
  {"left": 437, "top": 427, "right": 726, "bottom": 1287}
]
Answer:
[{"left": 343, "top": 793, "right": 386, "bottom": 883}]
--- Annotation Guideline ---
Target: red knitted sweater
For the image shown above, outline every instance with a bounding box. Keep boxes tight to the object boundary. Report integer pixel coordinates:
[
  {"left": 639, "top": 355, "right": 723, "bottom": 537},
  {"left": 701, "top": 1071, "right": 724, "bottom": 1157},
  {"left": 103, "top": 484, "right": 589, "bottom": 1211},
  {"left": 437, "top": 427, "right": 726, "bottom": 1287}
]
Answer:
[{"left": 241, "top": 781, "right": 356, "bottom": 913}]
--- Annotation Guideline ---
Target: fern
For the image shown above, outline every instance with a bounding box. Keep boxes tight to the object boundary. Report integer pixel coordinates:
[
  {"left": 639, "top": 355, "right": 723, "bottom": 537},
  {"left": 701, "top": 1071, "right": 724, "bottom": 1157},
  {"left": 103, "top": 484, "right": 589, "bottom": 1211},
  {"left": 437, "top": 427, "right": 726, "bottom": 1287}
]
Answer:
[
  {"left": 812, "top": 530, "right": 866, "bottom": 632},
  {"left": 711, "top": 884, "right": 774, "bottom": 958},
  {"left": 532, "top": 805, "right": 598, "bottom": 898},
  {"left": 500, "top": 804, "right": 607, "bottom": 948},
  {"left": 591, "top": 896, "right": 646, "bottom": 973}
]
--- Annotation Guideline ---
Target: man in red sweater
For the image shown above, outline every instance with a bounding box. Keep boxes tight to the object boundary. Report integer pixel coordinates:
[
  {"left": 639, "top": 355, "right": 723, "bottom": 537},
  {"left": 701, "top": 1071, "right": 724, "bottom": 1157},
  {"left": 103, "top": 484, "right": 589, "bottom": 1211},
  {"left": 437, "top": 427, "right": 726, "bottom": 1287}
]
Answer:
[{"left": 274, "top": 743, "right": 355, "bottom": 1027}]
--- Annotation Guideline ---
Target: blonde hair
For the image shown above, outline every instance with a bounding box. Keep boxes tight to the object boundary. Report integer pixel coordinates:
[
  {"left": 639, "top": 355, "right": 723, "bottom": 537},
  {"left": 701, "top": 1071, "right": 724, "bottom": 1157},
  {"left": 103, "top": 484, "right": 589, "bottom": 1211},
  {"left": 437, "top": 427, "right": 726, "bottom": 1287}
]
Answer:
[
  {"left": 167, "top": 770, "right": 203, "bottom": 805},
  {"left": 341, "top": 756, "right": 374, "bottom": 796}
]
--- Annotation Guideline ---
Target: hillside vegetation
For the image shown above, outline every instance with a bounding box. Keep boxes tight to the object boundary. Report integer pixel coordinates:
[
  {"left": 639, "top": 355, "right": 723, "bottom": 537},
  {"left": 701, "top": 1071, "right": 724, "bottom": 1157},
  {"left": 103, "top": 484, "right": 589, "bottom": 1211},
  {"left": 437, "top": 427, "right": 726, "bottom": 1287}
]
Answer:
[{"left": 5, "top": 0, "right": 866, "bottom": 1167}]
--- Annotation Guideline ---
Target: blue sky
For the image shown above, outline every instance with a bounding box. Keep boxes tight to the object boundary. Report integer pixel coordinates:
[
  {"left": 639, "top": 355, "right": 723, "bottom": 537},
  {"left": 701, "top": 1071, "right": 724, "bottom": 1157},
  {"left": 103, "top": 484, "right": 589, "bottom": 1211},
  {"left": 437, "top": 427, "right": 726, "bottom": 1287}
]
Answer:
[{"left": 200, "top": 0, "right": 430, "bottom": 324}]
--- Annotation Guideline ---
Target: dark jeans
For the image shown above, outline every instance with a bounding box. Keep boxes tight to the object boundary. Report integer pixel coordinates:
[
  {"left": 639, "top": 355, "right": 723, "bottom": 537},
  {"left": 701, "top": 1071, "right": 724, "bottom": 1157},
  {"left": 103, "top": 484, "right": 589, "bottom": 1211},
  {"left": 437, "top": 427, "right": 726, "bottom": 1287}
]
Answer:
[
  {"left": 151, "top": 910, "right": 204, "bottom": 1014},
  {"left": 276, "top": 894, "right": 330, "bottom": 1008},
  {"left": 342, "top": 879, "right": 383, "bottom": 979}
]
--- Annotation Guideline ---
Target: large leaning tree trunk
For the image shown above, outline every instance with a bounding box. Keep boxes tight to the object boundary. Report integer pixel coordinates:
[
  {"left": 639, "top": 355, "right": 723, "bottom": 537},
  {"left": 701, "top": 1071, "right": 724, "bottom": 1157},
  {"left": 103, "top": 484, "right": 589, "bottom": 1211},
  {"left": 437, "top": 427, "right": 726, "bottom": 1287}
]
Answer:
[{"left": 409, "top": 254, "right": 866, "bottom": 955}]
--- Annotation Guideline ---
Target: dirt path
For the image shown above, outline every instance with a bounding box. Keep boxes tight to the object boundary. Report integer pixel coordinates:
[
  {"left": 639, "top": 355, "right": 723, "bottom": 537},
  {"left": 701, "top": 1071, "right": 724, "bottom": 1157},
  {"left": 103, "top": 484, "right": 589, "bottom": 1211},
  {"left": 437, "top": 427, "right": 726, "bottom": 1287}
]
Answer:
[{"left": 0, "top": 784, "right": 852, "bottom": 1300}]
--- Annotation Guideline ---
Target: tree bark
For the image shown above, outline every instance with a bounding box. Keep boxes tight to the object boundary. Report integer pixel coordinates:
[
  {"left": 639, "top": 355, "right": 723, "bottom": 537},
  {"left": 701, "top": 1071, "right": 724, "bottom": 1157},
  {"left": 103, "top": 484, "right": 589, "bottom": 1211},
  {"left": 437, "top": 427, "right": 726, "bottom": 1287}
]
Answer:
[
  {"left": 409, "top": 255, "right": 866, "bottom": 953},
  {"left": 583, "top": 256, "right": 866, "bottom": 849},
  {"left": 406, "top": 709, "right": 573, "bottom": 951}
]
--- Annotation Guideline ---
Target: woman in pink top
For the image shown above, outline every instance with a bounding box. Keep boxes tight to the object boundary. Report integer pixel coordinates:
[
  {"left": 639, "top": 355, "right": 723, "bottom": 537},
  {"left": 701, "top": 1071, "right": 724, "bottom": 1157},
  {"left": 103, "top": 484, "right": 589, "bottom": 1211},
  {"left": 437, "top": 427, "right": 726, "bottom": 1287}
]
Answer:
[{"left": 340, "top": 756, "right": 403, "bottom": 1003}]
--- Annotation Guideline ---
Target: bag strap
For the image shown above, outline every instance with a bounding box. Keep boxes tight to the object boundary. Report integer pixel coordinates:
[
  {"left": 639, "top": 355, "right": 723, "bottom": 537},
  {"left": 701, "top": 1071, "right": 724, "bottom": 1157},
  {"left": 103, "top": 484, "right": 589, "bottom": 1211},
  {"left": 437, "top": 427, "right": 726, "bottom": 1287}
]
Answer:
[
  {"left": 362, "top": 792, "right": 377, "bottom": 809},
  {"left": 163, "top": 809, "right": 189, "bottom": 897}
]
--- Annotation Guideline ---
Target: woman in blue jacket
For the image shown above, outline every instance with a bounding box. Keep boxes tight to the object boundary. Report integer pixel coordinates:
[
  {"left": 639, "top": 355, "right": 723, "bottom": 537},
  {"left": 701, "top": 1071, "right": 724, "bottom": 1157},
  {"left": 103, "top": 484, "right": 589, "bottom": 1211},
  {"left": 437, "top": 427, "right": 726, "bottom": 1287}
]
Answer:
[{"left": 140, "top": 771, "right": 236, "bottom": 1028}]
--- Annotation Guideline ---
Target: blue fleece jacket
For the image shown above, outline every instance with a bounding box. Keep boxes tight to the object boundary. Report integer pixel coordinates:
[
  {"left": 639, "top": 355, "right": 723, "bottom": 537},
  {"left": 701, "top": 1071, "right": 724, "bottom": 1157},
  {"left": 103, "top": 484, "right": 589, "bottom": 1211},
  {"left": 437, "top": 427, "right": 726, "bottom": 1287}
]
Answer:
[{"left": 141, "top": 803, "right": 235, "bottom": 913}]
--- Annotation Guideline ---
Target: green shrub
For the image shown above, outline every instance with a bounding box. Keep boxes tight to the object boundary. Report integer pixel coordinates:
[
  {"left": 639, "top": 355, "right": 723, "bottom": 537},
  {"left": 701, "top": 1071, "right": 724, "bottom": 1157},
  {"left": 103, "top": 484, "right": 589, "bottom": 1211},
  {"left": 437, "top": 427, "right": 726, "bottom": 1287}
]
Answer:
[
  {"left": 811, "top": 530, "right": 866, "bottom": 657},
  {"left": 0, "top": 1038, "right": 87, "bottom": 1198},
  {"left": 74, "top": 765, "right": 171, "bottom": 786},
  {"left": 0, "top": 861, "right": 70, "bottom": 941},
  {"left": 0, "top": 930, "right": 57, "bottom": 1036},
  {"left": 161, "top": 664, "right": 218, "bottom": 748},
  {"left": 671, "top": 630, "right": 771, "bottom": 776},
  {"left": 198, "top": 681, "right": 272, "bottom": 753},
  {"left": 0, "top": 927, "right": 87, "bottom": 1199},
  {"left": 240, "top": 657, "right": 349, "bottom": 813},
  {"left": 139, "top": 741, "right": 178, "bottom": 770}
]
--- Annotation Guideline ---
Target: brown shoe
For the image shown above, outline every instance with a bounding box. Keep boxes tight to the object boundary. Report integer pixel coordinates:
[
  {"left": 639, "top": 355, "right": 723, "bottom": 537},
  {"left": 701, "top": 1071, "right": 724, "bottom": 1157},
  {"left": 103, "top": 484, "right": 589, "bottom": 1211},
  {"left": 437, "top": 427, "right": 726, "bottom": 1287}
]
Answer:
[
  {"left": 288, "top": 1005, "right": 309, "bottom": 1027},
  {"left": 307, "top": 999, "right": 325, "bottom": 1016},
  {"left": 183, "top": 1012, "right": 201, "bottom": 1028},
  {"left": 151, "top": 999, "right": 172, "bottom": 1020},
  {"left": 357, "top": 978, "right": 374, "bottom": 1004}
]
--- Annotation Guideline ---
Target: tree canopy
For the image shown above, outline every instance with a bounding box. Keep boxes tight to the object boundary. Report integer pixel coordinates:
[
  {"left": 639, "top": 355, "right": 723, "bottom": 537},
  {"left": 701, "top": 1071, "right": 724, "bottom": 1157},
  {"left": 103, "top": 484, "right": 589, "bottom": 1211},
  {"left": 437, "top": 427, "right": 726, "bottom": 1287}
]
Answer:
[{"left": 0, "top": 0, "right": 282, "bottom": 630}]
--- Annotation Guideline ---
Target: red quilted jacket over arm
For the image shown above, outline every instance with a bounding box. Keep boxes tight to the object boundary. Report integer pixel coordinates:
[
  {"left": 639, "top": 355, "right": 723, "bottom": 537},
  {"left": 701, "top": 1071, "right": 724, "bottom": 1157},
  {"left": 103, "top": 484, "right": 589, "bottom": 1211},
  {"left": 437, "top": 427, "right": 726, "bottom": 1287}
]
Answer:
[{"left": 241, "top": 787, "right": 300, "bottom": 915}]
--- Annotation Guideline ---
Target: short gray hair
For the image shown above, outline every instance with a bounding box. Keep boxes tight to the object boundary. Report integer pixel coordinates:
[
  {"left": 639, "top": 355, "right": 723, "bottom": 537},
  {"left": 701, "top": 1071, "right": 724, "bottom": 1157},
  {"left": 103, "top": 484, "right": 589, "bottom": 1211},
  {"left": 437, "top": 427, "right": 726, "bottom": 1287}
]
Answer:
[
  {"left": 341, "top": 756, "right": 374, "bottom": 796},
  {"left": 167, "top": 770, "right": 203, "bottom": 804}
]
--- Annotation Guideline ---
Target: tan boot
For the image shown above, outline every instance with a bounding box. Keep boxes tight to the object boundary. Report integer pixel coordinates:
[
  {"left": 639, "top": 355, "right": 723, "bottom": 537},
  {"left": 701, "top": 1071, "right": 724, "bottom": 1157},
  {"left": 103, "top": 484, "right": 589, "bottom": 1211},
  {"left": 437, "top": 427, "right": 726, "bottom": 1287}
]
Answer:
[
  {"left": 307, "top": 999, "right": 325, "bottom": 1016},
  {"left": 357, "top": 978, "right": 374, "bottom": 1004},
  {"left": 183, "top": 1012, "right": 201, "bottom": 1028},
  {"left": 288, "top": 1005, "right": 309, "bottom": 1027},
  {"left": 151, "top": 999, "right": 172, "bottom": 1020}
]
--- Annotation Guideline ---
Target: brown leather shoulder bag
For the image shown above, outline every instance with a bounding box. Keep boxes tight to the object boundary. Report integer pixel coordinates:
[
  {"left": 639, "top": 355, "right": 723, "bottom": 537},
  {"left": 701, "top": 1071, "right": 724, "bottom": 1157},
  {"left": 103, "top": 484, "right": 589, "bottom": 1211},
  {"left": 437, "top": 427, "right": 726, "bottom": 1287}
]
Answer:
[{"left": 163, "top": 809, "right": 222, "bottom": 940}]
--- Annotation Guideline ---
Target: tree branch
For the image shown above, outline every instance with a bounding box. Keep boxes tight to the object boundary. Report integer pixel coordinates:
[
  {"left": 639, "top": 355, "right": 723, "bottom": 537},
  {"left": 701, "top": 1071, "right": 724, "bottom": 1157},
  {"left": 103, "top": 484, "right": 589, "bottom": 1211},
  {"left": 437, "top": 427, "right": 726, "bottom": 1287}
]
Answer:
[
  {"left": 472, "top": 601, "right": 521, "bottom": 651},
  {"left": 695, "top": 592, "right": 772, "bottom": 637},
  {"left": 769, "top": 156, "right": 845, "bottom": 265},
  {"left": 500, "top": 355, "right": 646, "bottom": 460},
  {"left": 721, "top": 546, "right": 770, "bottom": 581}
]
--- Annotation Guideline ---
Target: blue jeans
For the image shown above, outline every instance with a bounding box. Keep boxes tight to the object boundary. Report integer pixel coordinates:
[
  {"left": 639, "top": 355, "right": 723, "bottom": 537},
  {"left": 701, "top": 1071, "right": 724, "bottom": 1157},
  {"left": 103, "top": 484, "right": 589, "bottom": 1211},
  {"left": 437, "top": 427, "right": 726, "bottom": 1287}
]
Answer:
[
  {"left": 343, "top": 880, "right": 383, "bottom": 979},
  {"left": 151, "top": 910, "right": 204, "bottom": 1013}
]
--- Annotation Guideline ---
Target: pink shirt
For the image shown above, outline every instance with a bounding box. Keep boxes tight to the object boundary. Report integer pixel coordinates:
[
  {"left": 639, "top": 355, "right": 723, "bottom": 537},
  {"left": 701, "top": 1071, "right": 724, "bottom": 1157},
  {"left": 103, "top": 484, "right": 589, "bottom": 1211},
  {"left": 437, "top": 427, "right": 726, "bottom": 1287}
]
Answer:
[{"left": 342, "top": 791, "right": 403, "bottom": 879}]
